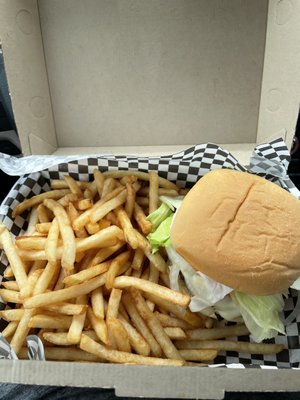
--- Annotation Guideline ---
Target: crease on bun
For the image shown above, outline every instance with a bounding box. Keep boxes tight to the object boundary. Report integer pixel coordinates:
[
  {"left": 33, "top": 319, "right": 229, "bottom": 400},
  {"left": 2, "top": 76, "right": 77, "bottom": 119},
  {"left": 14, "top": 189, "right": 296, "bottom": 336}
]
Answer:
[{"left": 171, "top": 169, "right": 300, "bottom": 295}]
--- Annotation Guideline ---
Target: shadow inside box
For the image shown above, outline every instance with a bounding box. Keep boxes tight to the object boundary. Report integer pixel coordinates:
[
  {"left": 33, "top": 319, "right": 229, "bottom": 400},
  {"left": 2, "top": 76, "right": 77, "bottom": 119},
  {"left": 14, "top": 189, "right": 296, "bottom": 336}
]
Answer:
[{"left": 0, "top": 171, "right": 18, "bottom": 204}]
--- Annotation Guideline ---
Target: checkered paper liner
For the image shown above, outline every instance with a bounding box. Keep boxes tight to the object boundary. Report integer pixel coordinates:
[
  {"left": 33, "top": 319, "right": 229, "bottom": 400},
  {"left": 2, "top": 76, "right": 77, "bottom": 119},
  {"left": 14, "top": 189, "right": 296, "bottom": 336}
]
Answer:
[{"left": 1, "top": 138, "right": 300, "bottom": 368}]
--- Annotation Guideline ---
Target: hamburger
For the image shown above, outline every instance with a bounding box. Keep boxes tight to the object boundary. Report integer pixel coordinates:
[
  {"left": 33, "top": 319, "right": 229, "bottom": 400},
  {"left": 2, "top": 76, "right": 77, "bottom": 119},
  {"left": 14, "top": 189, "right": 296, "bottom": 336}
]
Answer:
[{"left": 147, "top": 169, "right": 300, "bottom": 342}]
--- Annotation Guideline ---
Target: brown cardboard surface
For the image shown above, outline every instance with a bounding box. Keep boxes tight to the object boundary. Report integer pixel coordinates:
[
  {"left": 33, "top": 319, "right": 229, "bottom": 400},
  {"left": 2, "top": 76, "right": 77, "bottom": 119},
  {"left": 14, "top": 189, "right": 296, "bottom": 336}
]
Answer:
[{"left": 0, "top": 360, "right": 300, "bottom": 399}]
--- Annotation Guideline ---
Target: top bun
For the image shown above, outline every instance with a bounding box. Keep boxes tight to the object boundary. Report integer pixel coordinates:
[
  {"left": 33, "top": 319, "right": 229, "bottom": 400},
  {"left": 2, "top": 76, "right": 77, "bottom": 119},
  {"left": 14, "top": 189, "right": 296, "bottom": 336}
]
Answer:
[{"left": 171, "top": 169, "right": 300, "bottom": 295}]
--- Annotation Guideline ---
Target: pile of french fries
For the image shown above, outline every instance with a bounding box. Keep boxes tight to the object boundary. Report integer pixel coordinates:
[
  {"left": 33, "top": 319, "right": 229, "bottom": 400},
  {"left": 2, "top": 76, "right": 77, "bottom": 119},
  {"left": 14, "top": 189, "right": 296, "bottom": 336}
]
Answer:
[{"left": 0, "top": 169, "right": 284, "bottom": 366}]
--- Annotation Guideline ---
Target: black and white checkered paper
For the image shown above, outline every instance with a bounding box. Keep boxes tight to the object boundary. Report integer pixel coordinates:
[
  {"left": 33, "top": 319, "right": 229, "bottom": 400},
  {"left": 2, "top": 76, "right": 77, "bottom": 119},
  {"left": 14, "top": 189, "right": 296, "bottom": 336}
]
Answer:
[{"left": 1, "top": 138, "right": 300, "bottom": 369}]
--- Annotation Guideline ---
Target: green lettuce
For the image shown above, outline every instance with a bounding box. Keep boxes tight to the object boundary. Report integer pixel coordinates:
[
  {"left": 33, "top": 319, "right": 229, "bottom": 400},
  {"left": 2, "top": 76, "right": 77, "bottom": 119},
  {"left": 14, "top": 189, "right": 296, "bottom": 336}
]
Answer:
[
  {"left": 146, "top": 203, "right": 172, "bottom": 231},
  {"left": 231, "top": 291, "right": 285, "bottom": 342},
  {"left": 147, "top": 215, "right": 173, "bottom": 253}
]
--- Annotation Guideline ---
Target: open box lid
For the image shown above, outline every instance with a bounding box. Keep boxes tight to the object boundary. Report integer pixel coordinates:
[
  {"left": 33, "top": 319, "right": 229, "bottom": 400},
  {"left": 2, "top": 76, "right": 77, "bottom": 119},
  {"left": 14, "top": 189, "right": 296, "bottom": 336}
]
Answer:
[{"left": 0, "top": 0, "right": 299, "bottom": 164}]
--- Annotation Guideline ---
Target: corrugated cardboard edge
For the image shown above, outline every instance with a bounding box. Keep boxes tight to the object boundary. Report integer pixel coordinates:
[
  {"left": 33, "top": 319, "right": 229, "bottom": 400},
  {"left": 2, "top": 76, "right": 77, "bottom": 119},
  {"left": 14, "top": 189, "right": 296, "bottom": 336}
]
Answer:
[
  {"left": 257, "top": 0, "right": 300, "bottom": 149},
  {"left": 0, "top": 0, "right": 57, "bottom": 155},
  {"left": 0, "top": 361, "right": 300, "bottom": 399}
]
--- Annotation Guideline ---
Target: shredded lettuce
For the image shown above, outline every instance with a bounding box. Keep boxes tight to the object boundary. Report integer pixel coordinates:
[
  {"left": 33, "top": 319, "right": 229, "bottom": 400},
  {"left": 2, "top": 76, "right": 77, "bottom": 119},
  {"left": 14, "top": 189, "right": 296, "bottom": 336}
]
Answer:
[
  {"left": 147, "top": 215, "right": 173, "bottom": 253},
  {"left": 231, "top": 291, "right": 285, "bottom": 342},
  {"left": 159, "top": 195, "right": 184, "bottom": 211},
  {"left": 146, "top": 203, "right": 172, "bottom": 231}
]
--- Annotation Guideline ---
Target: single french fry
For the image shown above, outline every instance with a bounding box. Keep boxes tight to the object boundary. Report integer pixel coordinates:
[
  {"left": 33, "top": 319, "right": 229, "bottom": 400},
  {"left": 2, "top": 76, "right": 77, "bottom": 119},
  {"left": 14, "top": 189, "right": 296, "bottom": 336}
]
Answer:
[
  {"left": 145, "top": 292, "right": 204, "bottom": 328},
  {"left": 67, "top": 295, "right": 88, "bottom": 344},
  {"left": 16, "top": 235, "right": 52, "bottom": 250},
  {"left": 45, "top": 218, "right": 59, "bottom": 265},
  {"left": 37, "top": 204, "right": 52, "bottom": 223},
  {"left": 80, "top": 334, "right": 184, "bottom": 366},
  {"left": 21, "top": 268, "right": 43, "bottom": 299},
  {"left": 57, "top": 193, "right": 78, "bottom": 207},
  {"left": 25, "top": 206, "right": 39, "bottom": 235},
  {"left": 124, "top": 183, "right": 136, "bottom": 219},
  {"left": 87, "top": 306, "right": 109, "bottom": 345},
  {"left": 42, "top": 332, "right": 73, "bottom": 346},
  {"left": 12, "top": 189, "right": 70, "bottom": 218},
  {"left": 106, "top": 288, "right": 122, "bottom": 319},
  {"left": 75, "top": 198, "right": 93, "bottom": 210},
  {"left": 122, "top": 292, "right": 162, "bottom": 358},
  {"left": 43, "top": 302, "right": 87, "bottom": 316},
  {"left": 134, "top": 230, "right": 166, "bottom": 273},
  {"left": 154, "top": 312, "right": 194, "bottom": 329},
  {"left": 89, "top": 190, "right": 127, "bottom": 224},
  {"left": 133, "top": 203, "right": 152, "bottom": 235},
  {"left": 105, "top": 212, "right": 120, "bottom": 227},
  {"left": 102, "top": 170, "right": 178, "bottom": 190},
  {"left": 23, "top": 273, "right": 108, "bottom": 309},
  {"left": 85, "top": 221, "right": 100, "bottom": 235},
  {"left": 54, "top": 268, "right": 66, "bottom": 291},
  {"left": 131, "top": 248, "right": 145, "bottom": 271},
  {"left": 91, "top": 241, "right": 124, "bottom": 267},
  {"left": 138, "top": 187, "right": 179, "bottom": 197},
  {"left": 1, "top": 321, "right": 18, "bottom": 338},
  {"left": 130, "top": 288, "right": 183, "bottom": 360},
  {"left": 3, "top": 266, "right": 14, "bottom": 279},
  {"left": 91, "top": 287, "right": 105, "bottom": 319},
  {"left": 149, "top": 171, "right": 159, "bottom": 214},
  {"left": 63, "top": 261, "right": 110, "bottom": 286},
  {"left": 93, "top": 169, "right": 104, "bottom": 198},
  {"left": 164, "top": 327, "right": 187, "bottom": 340},
  {"left": 178, "top": 349, "right": 218, "bottom": 362},
  {"left": 114, "top": 276, "right": 190, "bottom": 308},
  {"left": 0, "top": 289, "right": 22, "bottom": 303},
  {"left": 72, "top": 186, "right": 124, "bottom": 231},
  {"left": 28, "top": 314, "right": 72, "bottom": 329},
  {"left": 18, "top": 346, "right": 104, "bottom": 362},
  {"left": 101, "top": 178, "right": 117, "bottom": 198},
  {"left": 64, "top": 175, "right": 83, "bottom": 196},
  {"left": 186, "top": 325, "right": 250, "bottom": 341},
  {"left": 0, "top": 309, "right": 24, "bottom": 321},
  {"left": 106, "top": 251, "right": 131, "bottom": 290},
  {"left": 0, "top": 227, "right": 28, "bottom": 296},
  {"left": 136, "top": 197, "right": 148, "bottom": 207},
  {"left": 50, "top": 179, "right": 90, "bottom": 190},
  {"left": 118, "top": 315, "right": 150, "bottom": 356},
  {"left": 107, "top": 316, "right": 131, "bottom": 352},
  {"left": 10, "top": 309, "right": 35, "bottom": 354},
  {"left": 36, "top": 222, "right": 52, "bottom": 234},
  {"left": 67, "top": 202, "right": 87, "bottom": 238},
  {"left": 44, "top": 199, "right": 76, "bottom": 273},
  {"left": 174, "top": 340, "right": 285, "bottom": 355},
  {"left": 32, "top": 261, "right": 61, "bottom": 296},
  {"left": 114, "top": 207, "right": 138, "bottom": 249},
  {"left": 1, "top": 281, "right": 19, "bottom": 291}
]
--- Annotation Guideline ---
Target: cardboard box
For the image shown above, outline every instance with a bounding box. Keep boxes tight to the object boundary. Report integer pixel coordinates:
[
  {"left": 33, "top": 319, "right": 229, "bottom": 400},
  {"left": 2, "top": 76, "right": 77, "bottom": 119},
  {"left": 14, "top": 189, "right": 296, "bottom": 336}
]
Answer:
[{"left": 0, "top": 1, "right": 300, "bottom": 398}]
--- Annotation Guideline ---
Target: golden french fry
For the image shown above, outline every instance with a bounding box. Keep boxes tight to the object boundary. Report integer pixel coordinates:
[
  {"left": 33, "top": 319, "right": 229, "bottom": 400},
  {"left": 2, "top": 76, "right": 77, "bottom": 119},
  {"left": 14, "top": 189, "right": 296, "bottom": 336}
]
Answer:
[
  {"left": 106, "top": 288, "right": 122, "bottom": 319},
  {"left": 15, "top": 235, "right": 51, "bottom": 250},
  {"left": 33, "top": 261, "right": 61, "bottom": 296},
  {"left": 43, "top": 302, "right": 88, "bottom": 316},
  {"left": 107, "top": 317, "right": 131, "bottom": 352},
  {"left": 85, "top": 221, "right": 100, "bottom": 235},
  {"left": 134, "top": 230, "right": 166, "bottom": 273},
  {"left": 63, "top": 261, "right": 110, "bottom": 286},
  {"left": 133, "top": 203, "right": 152, "bottom": 235},
  {"left": 75, "top": 198, "right": 93, "bottom": 211},
  {"left": 122, "top": 292, "right": 162, "bottom": 358},
  {"left": 154, "top": 312, "right": 194, "bottom": 329},
  {"left": 118, "top": 315, "right": 150, "bottom": 356},
  {"left": 164, "top": 327, "right": 187, "bottom": 340},
  {"left": 12, "top": 189, "right": 70, "bottom": 217},
  {"left": 149, "top": 171, "right": 159, "bottom": 214},
  {"left": 91, "top": 287, "right": 105, "bottom": 319},
  {"left": 93, "top": 169, "right": 104, "bottom": 197},
  {"left": 80, "top": 334, "right": 184, "bottom": 366},
  {"left": 25, "top": 206, "right": 39, "bottom": 235},
  {"left": 102, "top": 170, "right": 178, "bottom": 190},
  {"left": 57, "top": 193, "right": 78, "bottom": 207},
  {"left": 1, "top": 281, "right": 19, "bottom": 291},
  {"left": 83, "top": 181, "right": 98, "bottom": 200},
  {"left": 131, "top": 249, "right": 145, "bottom": 271},
  {"left": 42, "top": 332, "right": 73, "bottom": 346},
  {"left": 101, "top": 178, "right": 117, "bottom": 198},
  {"left": 89, "top": 190, "right": 127, "bottom": 224},
  {"left": 18, "top": 346, "right": 104, "bottom": 362},
  {"left": 178, "top": 349, "right": 218, "bottom": 362},
  {"left": 50, "top": 179, "right": 90, "bottom": 190},
  {"left": 37, "top": 204, "right": 52, "bottom": 223},
  {"left": 146, "top": 263, "right": 160, "bottom": 311},
  {"left": 23, "top": 273, "right": 108, "bottom": 309},
  {"left": 114, "top": 276, "right": 190, "bottom": 308},
  {"left": 106, "top": 251, "right": 131, "bottom": 290},
  {"left": 138, "top": 187, "right": 179, "bottom": 197},
  {"left": 114, "top": 207, "right": 138, "bottom": 249},
  {"left": 136, "top": 197, "right": 148, "bottom": 207},
  {"left": 67, "top": 295, "right": 88, "bottom": 344},
  {"left": 174, "top": 340, "right": 285, "bottom": 355},
  {"left": 87, "top": 306, "right": 109, "bottom": 345},
  {"left": 130, "top": 288, "right": 183, "bottom": 360},
  {"left": 186, "top": 325, "right": 250, "bottom": 341},
  {"left": 1, "top": 321, "right": 18, "bottom": 338},
  {"left": 28, "top": 314, "right": 72, "bottom": 329},
  {"left": 0, "top": 309, "right": 24, "bottom": 321},
  {"left": 10, "top": 309, "right": 35, "bottom": 354},
  {"left": 45, "top": 218, "right": 59, "bottom": 265},
  {"left": 124, "top": 182, "right": 136, "bottom": 219},
  {"left": 0, "top": 228, "right": 28, "bottom": 296},
  {"left": 64, "top": 175, "right": 83, "bottom": 196},
  {"left": 91, "top": 241, "right": 125, "bottom": 266},
  {"left": 0, "top": 289, "right": 22, "bottom": 303},
  {"left": 66, "top": 202, "right": 88, "bottom": 239},
  {"left": 36, "top": 222, "right": 52, "bottom": 234},
  {"left": 21, "top": 268, "right": 43, "bottom": 299},
  {"left": 44, "top": 199, "right": 76, "bottom": 273}
]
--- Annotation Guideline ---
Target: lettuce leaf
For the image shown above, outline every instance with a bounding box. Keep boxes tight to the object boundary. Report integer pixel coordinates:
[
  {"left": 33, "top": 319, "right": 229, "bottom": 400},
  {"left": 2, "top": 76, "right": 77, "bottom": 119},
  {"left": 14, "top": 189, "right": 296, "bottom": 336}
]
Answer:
[
  {"left": 231, "top": 291, "right": 285, "bottom": 342},
  {"left": 147, "top": 215, "right": 173, "bottom": 253},
  {"left": 146, "top": 203, "right": 172, "bottom": 231}
]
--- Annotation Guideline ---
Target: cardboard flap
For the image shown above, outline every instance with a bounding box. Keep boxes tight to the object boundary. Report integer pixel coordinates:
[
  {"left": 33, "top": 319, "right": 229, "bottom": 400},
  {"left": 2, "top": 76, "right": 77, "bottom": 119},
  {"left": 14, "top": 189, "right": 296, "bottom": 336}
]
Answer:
[{"left": 28, "top": 133, "right": 57, "bottom": 155}]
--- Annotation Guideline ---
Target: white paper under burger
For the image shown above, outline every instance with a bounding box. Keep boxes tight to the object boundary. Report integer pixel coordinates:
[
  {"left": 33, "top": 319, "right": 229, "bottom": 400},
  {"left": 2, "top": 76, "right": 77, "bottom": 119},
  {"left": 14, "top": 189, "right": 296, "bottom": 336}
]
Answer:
[{"left": 1, "top": 138, "right": 300, "bottom": 368}]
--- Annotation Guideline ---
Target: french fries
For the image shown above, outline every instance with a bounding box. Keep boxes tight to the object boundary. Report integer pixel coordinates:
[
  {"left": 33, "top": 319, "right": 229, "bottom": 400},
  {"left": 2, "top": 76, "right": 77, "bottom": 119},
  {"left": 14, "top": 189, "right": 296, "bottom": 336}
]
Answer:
[{"left": 0, "top": 168, "right": 285, "bottom": 368}]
